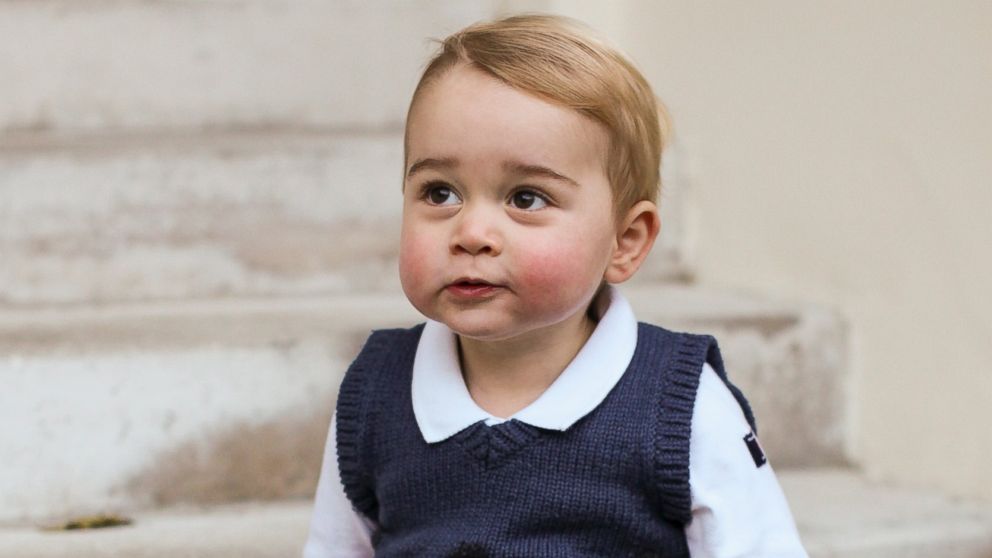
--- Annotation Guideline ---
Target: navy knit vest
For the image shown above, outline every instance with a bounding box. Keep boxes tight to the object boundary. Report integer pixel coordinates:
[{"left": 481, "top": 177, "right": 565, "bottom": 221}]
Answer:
[{"left": 335, "top": 322, "right": 756, "bottom": 558}]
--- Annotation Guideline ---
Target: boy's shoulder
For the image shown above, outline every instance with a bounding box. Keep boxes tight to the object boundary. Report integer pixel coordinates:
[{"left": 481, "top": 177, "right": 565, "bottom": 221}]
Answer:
[
  {"left": 636, "top": 318, "right": 716, "bottom": 335},
  {"left": 341, "top": 323, "right": 425, "bottom": 383},
  {"left": 629, "top": 320, "right": 721, "bottom": 380},
  {"left": 634, "top": 320, "right": 720, "bottom": 349},
  {"left": 633, "top": 319, "right": 756, "bottom": 422},
  {"left": 363, "top": 322, "right": 426, "bottom": 345},
  {"left": 352, "top": 323, "right": 426, "bottom": 359}
]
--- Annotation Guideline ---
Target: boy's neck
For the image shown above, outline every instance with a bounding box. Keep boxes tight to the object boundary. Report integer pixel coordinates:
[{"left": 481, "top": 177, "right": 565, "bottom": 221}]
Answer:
[{"left": 456, "top": 309, "right": 598, "bottom": 420}]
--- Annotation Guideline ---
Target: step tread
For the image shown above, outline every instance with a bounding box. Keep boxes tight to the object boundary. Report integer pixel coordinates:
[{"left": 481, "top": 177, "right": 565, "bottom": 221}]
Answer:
[
  {"left": 0, "top": 501, "right": 311, "bottom": 558},
  {"left": 783, "top": 469, "right": 992, "bottom": 557},
  {"left": 0, "top": 0, "right": 493, "bottom": 132},
  {"left": 1, "top": 470, "right": 989, "bottom": 558}
]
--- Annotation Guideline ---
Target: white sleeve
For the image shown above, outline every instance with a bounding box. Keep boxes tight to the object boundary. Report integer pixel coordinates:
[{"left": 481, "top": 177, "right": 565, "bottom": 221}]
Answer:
[
  {"left": 684, "top": 363, "right": 808, "bottom": 558},
  {"left": 302, "top": 412, "right": 378, "bottom": 558}
]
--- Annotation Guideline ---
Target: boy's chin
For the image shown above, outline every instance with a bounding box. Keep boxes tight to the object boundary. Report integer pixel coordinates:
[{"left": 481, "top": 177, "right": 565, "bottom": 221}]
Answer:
[
  {"left": 417, "top": 300, "right": 595, "bottom": 344},
  {"left": 434, "top": 314, "right": 524, "bottom": 343},
  {"left": 444, "top": 321, "right": 514, "bottom": 342},
  {"left": 440, "top": 314, "right": 577, "bottom": 345}
]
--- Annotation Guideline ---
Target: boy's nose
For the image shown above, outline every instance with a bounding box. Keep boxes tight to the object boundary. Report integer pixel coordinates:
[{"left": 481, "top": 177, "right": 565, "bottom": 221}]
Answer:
[{"left": 449, "top": 206, "right": 503, "bottom": 256}]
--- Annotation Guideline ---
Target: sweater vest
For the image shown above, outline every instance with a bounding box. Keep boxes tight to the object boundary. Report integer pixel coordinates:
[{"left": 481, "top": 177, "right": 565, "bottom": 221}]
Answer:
[{"left": 335, "top": 322, "right": 756, "bottom": 558}]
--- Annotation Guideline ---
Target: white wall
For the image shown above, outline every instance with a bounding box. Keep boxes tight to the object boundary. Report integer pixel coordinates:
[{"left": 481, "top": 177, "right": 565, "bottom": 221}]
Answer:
[{"left": 546, "top": 0, "right": 992, "bottom": 499}]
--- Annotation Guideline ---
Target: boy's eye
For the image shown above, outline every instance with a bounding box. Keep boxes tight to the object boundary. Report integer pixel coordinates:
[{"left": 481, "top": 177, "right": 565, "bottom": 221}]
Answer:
[
  {"left": 509, "top": 190, "right": 548, "bottom": 210},
  {"left": 423, "top": 183, "right": 461, "bottom": 206}
]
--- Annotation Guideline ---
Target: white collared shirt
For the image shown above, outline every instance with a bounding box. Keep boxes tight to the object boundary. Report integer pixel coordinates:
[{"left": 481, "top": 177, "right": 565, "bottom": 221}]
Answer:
[{"left": 303, "top": 286, "right": 808, "bottom": 557}]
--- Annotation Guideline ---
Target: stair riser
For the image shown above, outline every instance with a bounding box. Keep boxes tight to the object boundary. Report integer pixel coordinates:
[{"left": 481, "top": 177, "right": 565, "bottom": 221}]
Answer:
[
  {"left": 1, "top": 134, "right": 405, "bottom": 305},
  {"left": 0, "top": 0, "right": 494, "bottom": 132},
  {"left": 0, "top": 340, "right": 351, "bottom": 523}
]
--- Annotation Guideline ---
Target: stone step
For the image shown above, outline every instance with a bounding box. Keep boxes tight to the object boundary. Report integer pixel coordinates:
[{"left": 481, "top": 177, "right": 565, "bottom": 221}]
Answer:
[
  {"left": 0, "top": 284, "right": 849, "bottom": 523},
  {"left": 0, "top": 129, "right": 691, "bottom": 306},
  {"left": 0, "top": 0, "right": 496, "bottom": 133},
  {"left": 0, "top": 501, "right": 311, "bottom": 558},
  {"left": 0, "top": 130, "right": 405, "bottom": 306},
  {"left": 1, "top": 470, "right": 989, "bottom": 558},
  {"left": 783, "top": 469, "right": 992, "bottom": 558}
]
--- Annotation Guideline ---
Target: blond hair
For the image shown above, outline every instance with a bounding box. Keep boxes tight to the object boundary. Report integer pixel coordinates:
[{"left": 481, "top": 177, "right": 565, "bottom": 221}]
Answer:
[{"left": 405, "top": 13, "right": 671, "bottom": 218}]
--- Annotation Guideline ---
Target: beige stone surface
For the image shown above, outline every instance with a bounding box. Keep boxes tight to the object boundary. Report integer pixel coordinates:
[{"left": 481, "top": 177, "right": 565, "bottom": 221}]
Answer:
[
  {"left": 0, "top": 501, "right": 312, "bottom": 558},
  {"left": 0, "top": 0, "right": 496, "bottom": 132},
  {"left": 0, "top": 295, "right": 411, "bottom": 522},
  {"left": 785, "top": 469, "right": 992, "bottom": 558},
  {"left": 0, "top": 130, "right": 405, "bottom": 305}
]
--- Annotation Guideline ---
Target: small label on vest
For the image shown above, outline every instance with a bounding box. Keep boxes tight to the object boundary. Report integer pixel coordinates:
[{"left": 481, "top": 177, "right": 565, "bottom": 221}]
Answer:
[{"left": 744, "top": 431, "right": 767, "bottom": 468}]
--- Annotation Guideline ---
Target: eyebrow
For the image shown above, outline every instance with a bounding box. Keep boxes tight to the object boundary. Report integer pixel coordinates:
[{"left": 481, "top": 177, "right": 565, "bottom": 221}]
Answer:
[
  {"left": 503, "top": 161, "right": 580, "bottom": 188},
  {"left": 406, "top": 157, "right": 457, "bottom": 178},
  {"left": 406, "top": 157, "right": 580, "bottom": 188}
]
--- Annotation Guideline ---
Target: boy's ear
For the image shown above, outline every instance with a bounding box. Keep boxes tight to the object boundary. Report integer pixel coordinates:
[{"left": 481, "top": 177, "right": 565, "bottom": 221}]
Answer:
[{"left": 604, "top": 200, "right": 661, "bottom": 284}]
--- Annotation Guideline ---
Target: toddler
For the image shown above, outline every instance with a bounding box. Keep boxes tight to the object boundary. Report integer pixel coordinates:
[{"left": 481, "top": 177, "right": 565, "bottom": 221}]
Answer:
[{"left": 304, "top": 13, "right": 807, "bottom": 558}]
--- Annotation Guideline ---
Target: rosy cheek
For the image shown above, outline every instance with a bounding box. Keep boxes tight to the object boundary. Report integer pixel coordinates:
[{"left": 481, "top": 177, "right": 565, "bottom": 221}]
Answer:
[
  {"left": 398, "top": 230, "right": 434, "bottom": 290},
  {"left": 516, "top": 240, "right": 596, "bottom": 306},
  {"left": 398, "top": 239, "right": 420, "bottom": 280}
]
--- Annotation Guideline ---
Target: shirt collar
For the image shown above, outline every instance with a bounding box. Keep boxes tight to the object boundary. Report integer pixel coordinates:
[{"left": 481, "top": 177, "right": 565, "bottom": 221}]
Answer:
[{"left": 411, "top": 285, "right": 639, "bottom": 443}]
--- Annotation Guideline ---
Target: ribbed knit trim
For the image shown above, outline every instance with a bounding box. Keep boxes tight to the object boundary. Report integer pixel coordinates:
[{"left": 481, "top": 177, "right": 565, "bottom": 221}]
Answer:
[
  {"left": 336, "top": 325, "right": 425, "bottom": 521},
  {"left": 651, "top": 327, "right": 759, "bottom": 525},
  {"left": 653, "top": 330, "right": 710, "bottom": 525}
]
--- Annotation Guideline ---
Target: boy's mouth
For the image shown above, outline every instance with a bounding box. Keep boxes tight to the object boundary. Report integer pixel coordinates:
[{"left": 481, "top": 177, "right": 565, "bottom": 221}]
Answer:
[{"left": 446, "top": 278, "right": 501, "bottom": 298}]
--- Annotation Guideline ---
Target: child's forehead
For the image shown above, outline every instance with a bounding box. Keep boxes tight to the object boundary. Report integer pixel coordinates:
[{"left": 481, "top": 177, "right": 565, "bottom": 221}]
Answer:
[{"left": 406, "top": 65, "right": 609, "bottom": 180}]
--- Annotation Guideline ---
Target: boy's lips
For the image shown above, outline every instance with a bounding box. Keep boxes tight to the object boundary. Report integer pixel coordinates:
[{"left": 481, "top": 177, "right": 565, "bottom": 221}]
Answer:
[{"left": 445, "top": 277, "right": 504, "bottom": 298}]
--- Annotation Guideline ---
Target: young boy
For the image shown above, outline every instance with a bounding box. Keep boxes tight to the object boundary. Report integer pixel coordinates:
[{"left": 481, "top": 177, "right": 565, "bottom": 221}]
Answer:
[{"left": 304, "top": 14, "right": 807, "bottom": 558}]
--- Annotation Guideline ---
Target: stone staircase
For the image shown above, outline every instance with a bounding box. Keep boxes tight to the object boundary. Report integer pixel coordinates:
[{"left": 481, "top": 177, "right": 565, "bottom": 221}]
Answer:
[{"left": 1, "top": 1, "right": 990, "bottom": 557}]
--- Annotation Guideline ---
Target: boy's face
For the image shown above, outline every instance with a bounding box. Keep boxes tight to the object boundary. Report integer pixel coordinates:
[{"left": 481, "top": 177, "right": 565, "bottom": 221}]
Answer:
[{"left": 400, "top": 63, "right": 618, "bottom": 343}]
